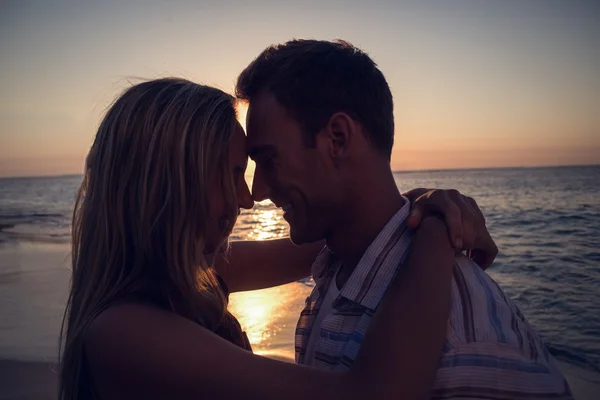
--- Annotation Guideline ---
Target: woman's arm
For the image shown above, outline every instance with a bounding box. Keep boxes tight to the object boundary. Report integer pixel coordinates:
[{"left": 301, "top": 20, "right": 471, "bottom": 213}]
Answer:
[
  {"left": 214, "top": 239, "right": 324, "bottom": 292},
  {"left": 216, "top": 188, "right": 496, "bottom": 294},
  {"left": 85, "top": 217, "right": 454, "bottom": 399}
]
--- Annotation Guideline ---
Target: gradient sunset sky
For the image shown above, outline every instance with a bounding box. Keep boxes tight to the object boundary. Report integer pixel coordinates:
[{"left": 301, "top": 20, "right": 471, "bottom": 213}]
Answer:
[{"left": 1, "top": 0, "right": 598, "bottom": 177}]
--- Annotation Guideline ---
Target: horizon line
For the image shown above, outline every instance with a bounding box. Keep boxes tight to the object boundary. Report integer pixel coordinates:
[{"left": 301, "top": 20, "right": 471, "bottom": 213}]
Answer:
[
  {"left": 391, "top": 162, "right": 600, "bottom": 174},
  {"left": 1, "top": 162, "right": 598, "bottom": 180}
]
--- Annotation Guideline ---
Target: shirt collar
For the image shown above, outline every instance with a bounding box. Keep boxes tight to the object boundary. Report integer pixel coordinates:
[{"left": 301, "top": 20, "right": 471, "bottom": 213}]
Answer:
[{"left": 312, "top": 197, "right": 412, "bottom": 310}]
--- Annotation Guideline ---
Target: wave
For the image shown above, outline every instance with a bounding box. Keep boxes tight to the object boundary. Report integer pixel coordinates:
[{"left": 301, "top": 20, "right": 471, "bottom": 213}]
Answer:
[
  {"left": 0, "top": 222, "right": 16, "bottom": 231},
  {"left": 0, "top": 212, "right": 71, "bottom": 244},
  {"left": 0, "top": 212, "right": 65, "bottom": 220},
  {"left": 548, "top": 343, "right": 600, "bottom": 374}
]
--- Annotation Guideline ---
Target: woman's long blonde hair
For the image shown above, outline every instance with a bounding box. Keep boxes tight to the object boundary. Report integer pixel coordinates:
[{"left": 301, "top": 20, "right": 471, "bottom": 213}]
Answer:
[{"left": 59, "top": 78, "right": 239, "bottom": 399}]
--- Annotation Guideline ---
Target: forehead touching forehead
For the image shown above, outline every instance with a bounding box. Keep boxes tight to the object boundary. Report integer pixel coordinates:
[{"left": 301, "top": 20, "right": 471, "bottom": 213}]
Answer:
[{"left": 230, "top": 123, "right": 248, "bottom": 168}]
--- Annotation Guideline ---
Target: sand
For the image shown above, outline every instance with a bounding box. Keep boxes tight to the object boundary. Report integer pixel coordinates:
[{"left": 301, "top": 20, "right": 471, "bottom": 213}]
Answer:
[{"left": 0, "top": 360, "right": 57, "bottom": 400}]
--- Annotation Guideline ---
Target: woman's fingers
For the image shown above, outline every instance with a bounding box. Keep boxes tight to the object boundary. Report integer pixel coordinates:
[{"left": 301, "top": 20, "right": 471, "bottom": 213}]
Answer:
[
  {"left": 408, "top": 189, "right": 498, "bottom": 269},
  {"left": 454, "top": 194, "right": 479, "bottom": 249},
  {"left": 410, "top": 190, "right": 463, "bottom": 248},
  {"left": 402, "top": 188, "right": 431, "bottom": 204}
]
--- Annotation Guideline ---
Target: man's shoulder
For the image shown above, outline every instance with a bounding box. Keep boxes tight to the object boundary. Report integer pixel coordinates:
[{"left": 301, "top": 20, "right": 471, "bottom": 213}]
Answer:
[
  {"left": 449, "top": 254, "right": 512, "bottom": 314},
  {"left": 438, "top": 258, "right": 572, "bottom": 398},
  {"left": 447, "top": 254, "right": 522, "bottom": 337},
  {"left": 447, "top": 255, "right": 549, "bottom": 360}
]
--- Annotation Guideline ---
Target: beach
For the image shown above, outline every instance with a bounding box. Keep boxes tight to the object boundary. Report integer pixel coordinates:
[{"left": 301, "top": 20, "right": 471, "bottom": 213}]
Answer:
[
  {"left": 1, "top": 167, "right": 600, "bottom": 399},
  {"left": 0, "top": 360, "right": 57, "bottom": 400},
  {"left": 0, "top": 241, "right": 599, "bottom": 399},
  {"left": 3, "top": 0, "right": 599, "bottom": 397}
]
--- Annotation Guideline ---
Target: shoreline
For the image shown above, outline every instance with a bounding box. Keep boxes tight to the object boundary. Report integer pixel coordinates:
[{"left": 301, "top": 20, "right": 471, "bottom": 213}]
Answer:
[
  {"left": 0, "top": 359, "right": 58, "bottom": 400},
  {"left": 2, "top": 164, "right": 599, "bottom": 181}
]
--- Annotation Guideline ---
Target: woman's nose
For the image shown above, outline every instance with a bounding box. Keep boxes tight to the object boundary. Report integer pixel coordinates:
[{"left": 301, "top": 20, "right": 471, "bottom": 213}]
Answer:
[{"left": 238, "top": 179, "right": 254, "bottom": 210}]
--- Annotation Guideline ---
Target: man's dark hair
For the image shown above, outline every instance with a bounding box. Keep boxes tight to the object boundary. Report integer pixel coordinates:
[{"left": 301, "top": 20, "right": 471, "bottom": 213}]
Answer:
[{"left": 236, "top": 39, "right": 394, "bottom": 158}]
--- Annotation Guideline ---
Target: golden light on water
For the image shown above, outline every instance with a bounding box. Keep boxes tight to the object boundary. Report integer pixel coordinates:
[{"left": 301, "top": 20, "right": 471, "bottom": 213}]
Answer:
[
  {"left": 240, "top": 204, "right": 287, "bottom": 242},
  {"left": 229, "top": 282, "right": 312, "bottom": 361},
  {"left": 228, "top": 203, "right": 307, "bottom": 360},
  {"left": 251, "top": 209, "right": 286, "bottom": 241},
  {"left": 230, "top": 287, "right": 282, "bottom": 346}
]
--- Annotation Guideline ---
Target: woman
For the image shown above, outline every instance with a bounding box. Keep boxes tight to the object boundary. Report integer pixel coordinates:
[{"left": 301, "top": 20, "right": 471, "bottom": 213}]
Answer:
[{"left": 59, "top": 78, "right": 494, "bottom": 399}]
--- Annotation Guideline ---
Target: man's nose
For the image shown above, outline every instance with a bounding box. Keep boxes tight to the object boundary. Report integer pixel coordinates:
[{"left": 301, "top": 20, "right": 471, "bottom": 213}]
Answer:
[{"left": 251, "top": 168, "right": 270, "bottom": 202}]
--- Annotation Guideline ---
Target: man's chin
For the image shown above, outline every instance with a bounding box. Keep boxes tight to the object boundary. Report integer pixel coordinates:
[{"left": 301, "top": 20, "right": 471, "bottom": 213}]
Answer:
[
  {"left": 288, "top": 235, "right": 305, "bottom": 246},
  {"left": 289, "top": 227, "right": 321, "bottom": 246}
]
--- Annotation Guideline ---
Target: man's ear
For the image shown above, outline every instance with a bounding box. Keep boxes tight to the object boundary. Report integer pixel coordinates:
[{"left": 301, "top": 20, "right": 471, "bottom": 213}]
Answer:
[{"left": 324, "top": 112, "right": 356, "bottom": 160}]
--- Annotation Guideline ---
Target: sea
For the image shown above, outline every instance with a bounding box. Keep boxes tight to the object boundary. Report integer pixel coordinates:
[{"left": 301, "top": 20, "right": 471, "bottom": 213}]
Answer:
[{"left": 0, "top": 165, "right": 599, "bottom": 376}]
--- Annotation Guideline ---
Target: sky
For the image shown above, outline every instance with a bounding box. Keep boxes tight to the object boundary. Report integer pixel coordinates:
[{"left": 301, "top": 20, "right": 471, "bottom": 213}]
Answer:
[{"left": 0, "top": 0, "right": 598, "bottom": 177}]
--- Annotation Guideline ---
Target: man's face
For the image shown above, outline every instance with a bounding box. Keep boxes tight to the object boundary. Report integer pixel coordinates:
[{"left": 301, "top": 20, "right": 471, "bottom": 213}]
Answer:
[{"left": 246, "top": 92, "right": 341, "bottom": 244}]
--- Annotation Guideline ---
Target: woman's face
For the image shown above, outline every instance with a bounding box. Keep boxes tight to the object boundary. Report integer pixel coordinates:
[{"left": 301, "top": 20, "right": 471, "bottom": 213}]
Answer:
[{"left": 205, "top": 123, "right": 253, "bottom": 255}]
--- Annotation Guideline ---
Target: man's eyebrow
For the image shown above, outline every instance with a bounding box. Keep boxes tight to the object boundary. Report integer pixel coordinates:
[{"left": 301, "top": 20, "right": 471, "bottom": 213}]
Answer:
[{"left": 247, "top": 145, "right": 276, "bottom": 160}]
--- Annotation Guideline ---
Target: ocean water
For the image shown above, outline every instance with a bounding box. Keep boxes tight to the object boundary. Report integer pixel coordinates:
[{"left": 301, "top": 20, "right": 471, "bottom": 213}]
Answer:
[{"left": 0, "top": 165, "right": 599, "bottom": 373}]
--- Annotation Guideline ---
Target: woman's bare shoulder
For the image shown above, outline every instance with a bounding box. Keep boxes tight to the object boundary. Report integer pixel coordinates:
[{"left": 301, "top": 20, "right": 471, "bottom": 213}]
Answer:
[
  {"left": 83, "top": 302, "right": 226, "bottom": 398},
  {"left": 86, "top": 302, "right": 170, "bottom": 345}
]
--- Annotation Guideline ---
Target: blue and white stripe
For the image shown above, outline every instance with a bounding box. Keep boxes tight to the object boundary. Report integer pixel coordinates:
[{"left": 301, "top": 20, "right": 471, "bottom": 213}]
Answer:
[{"left": 295, "top": 199, "right": 573, "bottom": 398}]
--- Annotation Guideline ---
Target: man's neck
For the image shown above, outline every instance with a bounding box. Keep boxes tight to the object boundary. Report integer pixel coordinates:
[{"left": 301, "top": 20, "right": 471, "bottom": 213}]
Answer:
[{"left": 327, "top": 167, "right": 405, "bottom": 289}]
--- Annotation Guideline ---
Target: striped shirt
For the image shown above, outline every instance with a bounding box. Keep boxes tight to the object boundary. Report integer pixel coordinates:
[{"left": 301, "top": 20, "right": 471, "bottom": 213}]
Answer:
[{"left": 295, "top": 199, "right": 573, "bottom": 399}]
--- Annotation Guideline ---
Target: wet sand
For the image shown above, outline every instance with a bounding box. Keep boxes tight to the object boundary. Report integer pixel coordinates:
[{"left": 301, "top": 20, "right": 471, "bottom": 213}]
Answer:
[{"left": 0, "top": 360, "right": 57, "bottom": 400}]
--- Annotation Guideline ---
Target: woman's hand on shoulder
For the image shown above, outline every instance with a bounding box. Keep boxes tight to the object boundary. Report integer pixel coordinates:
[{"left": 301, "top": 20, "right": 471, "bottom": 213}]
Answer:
[{"left": 403, "top": 188, "right": 498, "bottom": 270}]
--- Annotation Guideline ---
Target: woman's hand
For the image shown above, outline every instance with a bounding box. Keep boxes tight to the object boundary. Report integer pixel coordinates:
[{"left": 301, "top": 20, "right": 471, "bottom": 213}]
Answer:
[{"left": 402, "top": 188, "right": 498, "bottom": 270}]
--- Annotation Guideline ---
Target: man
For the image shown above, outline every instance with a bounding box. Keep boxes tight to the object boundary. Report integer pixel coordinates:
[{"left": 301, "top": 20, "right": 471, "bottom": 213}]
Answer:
[{"left": 235, "top": 39, "right": 572, "bottom": 398}]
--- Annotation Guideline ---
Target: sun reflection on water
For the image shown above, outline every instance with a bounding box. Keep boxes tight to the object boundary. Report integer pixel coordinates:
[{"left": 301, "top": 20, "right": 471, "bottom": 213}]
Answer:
[
  {"left": 227, "top": 200, "right": 308, "bottom": 360},
  {"left": 237, "top": 201, "right": 288, "bottom": 242},
  {"left": 252, "top": 209, "right": 285, "bottom": 240},
  {"left": 229, "top": 282, "right": 311, "bottom": 360},
  {"left": 229, "top": 287, "right": 281, "bottom": 346}
]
